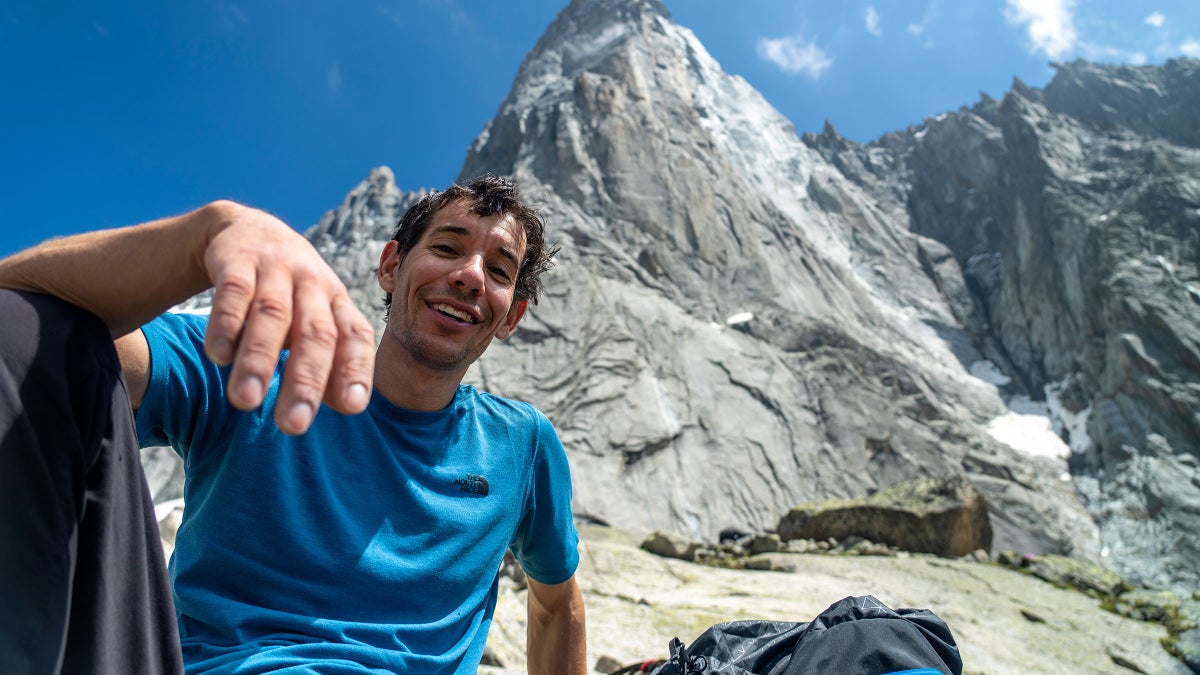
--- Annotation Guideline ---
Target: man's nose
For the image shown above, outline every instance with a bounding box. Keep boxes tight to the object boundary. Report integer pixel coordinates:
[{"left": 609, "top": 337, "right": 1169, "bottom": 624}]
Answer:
[{"left": 451, "top": 254, "right": 485, "bottom": 293}]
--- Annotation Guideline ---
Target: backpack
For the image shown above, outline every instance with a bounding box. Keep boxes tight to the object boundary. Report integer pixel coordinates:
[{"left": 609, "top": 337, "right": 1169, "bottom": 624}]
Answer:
[{"left": 649, "top": 595, "right": 962, "bottom": 675}]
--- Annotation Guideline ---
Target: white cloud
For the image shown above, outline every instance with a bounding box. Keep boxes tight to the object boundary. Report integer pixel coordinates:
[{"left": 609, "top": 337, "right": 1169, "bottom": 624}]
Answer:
[
  {"left": 1144, "top": 12, "right": 1165, "bottom": 28},
  {"left": 1003, "top": 0, "right": 1077, "bottom": 59},
  {"left": 865, "top": 7, "right": 882, "bottom": 37},
  {"left": 906, "top": 1, "right": 939, "bottom": 39},
  {"left": 1183, "top": 39, "right": 1200, "bottom": 57},
  {"left": 327, "top": 62, "right": 342, "bottom": 95},
  {"left": 756, "top": 36, "right": 833, "bottom": 78}
]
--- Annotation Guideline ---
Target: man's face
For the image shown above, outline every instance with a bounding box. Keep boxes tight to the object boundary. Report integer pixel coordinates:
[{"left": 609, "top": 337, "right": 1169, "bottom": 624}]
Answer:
[{"left": 377, "top": 200, "right": 528, "bottom": 374}]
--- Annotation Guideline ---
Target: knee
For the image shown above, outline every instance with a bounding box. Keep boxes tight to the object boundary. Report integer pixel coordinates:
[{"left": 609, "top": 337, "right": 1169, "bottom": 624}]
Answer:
[{"left": 0, "top": 290, "right": 117, "bottom": 374}]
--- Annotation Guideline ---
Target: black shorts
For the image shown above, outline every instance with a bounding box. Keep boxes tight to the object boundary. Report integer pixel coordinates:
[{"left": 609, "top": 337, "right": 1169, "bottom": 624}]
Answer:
[{"left": 0, "top": 290, "right": 182, "bottom": 674}]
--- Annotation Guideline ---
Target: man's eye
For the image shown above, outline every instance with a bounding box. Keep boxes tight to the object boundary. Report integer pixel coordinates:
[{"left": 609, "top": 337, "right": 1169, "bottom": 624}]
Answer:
[
  {"left": 433, "top": 244, "right": 456, "bottom": 254},
  {"left": 491, "top": 267, "right": 512, "bottom": 281}
]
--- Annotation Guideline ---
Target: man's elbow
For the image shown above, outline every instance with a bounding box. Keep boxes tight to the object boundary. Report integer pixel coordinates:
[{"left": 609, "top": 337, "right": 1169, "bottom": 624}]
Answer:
[{"left": 528, "top": 574, "right": 585, "bottom": 623}]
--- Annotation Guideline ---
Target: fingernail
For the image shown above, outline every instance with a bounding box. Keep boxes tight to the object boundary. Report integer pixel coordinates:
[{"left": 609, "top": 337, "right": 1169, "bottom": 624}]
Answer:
[
  {"left": 235, "top": 376, "right": 264, "bottom": 406},
  {"left": 345, "top": 383, "right": 369, "bottom": 411},
  {"left": 208, "top": 338, "right": 232, "bottom": 364},
  {"left": 285, "top": 401, "right": 314, "bottom": 433}
]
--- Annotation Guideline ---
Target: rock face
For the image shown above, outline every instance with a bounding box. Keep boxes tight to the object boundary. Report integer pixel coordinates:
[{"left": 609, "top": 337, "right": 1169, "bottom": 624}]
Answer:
[
  {"left": 145, "top": 1, "right": 1200, "bottom": 594},
  {"left": 808, "top": 57, "right": 1200, "bottom": 591},
  {"left": 777, "top": 475, "right": 992, "bottom": 557}
]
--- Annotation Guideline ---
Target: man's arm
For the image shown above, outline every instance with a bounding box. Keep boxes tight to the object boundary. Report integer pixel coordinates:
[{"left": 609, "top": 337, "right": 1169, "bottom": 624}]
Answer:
[
  {"left": 525, "top": 574, "right": 587, "bottom": 675},
  {"left": 0, "top": 200, "right": 375, "bottom": 433}
]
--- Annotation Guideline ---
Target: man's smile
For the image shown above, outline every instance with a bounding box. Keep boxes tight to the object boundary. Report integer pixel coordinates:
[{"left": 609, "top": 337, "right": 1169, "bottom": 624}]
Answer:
[{"left": 431, "top": 302, "right": 478, "bottom": 324}]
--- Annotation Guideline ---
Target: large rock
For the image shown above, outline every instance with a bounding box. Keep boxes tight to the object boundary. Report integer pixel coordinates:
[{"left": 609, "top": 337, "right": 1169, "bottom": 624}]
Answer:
[
  {"left": 1017, "top": 553, "right": 1131, "bottom": 597},
  {"left": 1165, "top": 597, "right": 1200, "bottom": 671},
  {"left": 776, "top": 475, "right": 992, "bottom": 557},
  {"left": 640, "top": 530, "right": 702, "bottom": 561}
]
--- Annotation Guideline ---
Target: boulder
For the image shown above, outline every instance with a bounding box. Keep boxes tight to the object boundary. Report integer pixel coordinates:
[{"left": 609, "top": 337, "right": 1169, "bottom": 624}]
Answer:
[
  {"left": 640, "top": 530, "right": 702, "bottom": 561},
  {"left": 1165, "top": 598, "right": 1200, "bottom": 671},
  {"left": 747, "top": 533, "right": 783, "bottom": 555},
  {"left": 1020, "top": 554, "right": 1131, "bottom": 597},
  {"left": 776, "top": 475, "right": 992, "bottom": 557},
  {"left": 1110, "top": 589, "right": 1185, "bottom": 623}
]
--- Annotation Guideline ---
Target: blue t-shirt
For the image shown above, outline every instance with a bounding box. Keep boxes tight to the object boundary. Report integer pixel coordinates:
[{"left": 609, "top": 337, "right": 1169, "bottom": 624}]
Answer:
[{"left": 137, "top": 313, "right": 579, "bottom": 674}]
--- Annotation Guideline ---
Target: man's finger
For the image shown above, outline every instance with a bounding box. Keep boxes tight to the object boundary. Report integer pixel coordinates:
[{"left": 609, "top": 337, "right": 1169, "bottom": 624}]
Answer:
[
  {"left": 226, "top": 267, "right": 293, "bottom": 411},
  {"left": 204, "top": 260, "right": 258, "bottom": 366},
  {"left": 274, "top": 280, "right": 339, "bottom": 434},
  {"left": 322, "top": 293, "right": 376, "bottom": 415}
]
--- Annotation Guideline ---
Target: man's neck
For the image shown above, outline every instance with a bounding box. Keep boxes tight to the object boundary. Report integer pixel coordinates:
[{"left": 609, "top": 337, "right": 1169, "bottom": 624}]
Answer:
[{"left": 371, "top": 340, "right": 466, "bottom": 412}]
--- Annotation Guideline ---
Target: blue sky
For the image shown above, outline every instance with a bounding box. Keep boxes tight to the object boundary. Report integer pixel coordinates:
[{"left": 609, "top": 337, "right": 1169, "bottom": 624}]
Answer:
[{"left": 2, "top": 0, "right": 1197, "bottom": 257}]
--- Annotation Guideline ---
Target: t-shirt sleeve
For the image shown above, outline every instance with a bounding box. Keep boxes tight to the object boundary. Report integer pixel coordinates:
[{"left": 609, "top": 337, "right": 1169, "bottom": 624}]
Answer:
[
  {"left": 509, "top": 410, "right": 580, "bottom": 586},
  {"left": 135, "top": 312, "right": 235, "bottom": 463}
]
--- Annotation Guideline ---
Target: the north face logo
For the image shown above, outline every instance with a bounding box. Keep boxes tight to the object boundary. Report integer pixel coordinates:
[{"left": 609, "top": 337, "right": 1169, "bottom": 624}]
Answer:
[{"left": 454, "top": 473, "right": 489, "bottom": 497}]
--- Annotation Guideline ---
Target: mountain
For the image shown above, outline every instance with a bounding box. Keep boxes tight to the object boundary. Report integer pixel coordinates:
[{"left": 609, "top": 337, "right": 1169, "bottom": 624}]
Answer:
[{"left": 297, "top": 0, "right": 1200, "bottom": 594}]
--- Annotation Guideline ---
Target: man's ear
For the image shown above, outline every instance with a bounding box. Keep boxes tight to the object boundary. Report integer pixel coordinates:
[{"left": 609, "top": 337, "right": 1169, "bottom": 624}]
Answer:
[
  {"left": 495, "top": 299, "right": 528, "bottom": 340},
  {"left": 377, "top": 240, "right": 401, "bottom": 291}
]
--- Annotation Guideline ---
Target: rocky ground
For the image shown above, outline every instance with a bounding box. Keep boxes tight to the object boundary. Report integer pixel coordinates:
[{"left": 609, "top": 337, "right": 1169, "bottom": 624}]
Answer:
[{"left": 481, "top": 524, "right": 1192, "bottom": 675}]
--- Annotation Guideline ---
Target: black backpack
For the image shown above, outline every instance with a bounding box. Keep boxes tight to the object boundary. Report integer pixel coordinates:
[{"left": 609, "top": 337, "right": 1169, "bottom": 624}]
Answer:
[{"left": 649, "top": 595, "right": 962, "bottom": 675}]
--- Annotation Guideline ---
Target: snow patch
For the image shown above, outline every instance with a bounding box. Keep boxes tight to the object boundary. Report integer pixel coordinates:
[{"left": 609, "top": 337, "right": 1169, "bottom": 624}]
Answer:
[
  {"left": 968, "top": 359, "right": 1011, "bottom": 386},
  {"left": 725, "top": 311, "right": 753, "bottom": 326},
  {"left": 985, "top": 394, "right": 1071, "bottom": 460}
]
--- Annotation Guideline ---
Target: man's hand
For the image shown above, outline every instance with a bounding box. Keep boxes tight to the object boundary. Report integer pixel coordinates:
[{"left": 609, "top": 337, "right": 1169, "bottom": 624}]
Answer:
[
  {"left": 0, "top": 200, "right": 376, "bottom": 434},
  {"left": 526, "top": 575, "right": 587, "bottom": 675},
  {"left": 199, "top": 201, "right": 375, "bottom": 433}
]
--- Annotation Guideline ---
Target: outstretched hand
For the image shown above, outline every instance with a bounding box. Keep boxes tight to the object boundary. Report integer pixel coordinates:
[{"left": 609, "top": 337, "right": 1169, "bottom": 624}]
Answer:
[{"left": 200, "top": 201, "right": 376, "bottom": 434}]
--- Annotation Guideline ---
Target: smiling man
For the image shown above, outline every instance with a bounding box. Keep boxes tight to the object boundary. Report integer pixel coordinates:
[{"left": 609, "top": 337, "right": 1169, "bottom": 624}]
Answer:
[{"left": 0, "top": 175, "right": 585, "bottom": 674}]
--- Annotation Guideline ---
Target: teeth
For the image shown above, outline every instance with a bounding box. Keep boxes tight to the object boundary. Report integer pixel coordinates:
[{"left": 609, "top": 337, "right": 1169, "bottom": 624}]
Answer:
[{"left": 433, "top": 303, "right": 474, "bottom": 323}]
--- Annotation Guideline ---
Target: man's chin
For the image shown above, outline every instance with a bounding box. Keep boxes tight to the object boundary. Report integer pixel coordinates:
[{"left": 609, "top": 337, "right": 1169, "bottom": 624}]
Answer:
[
  {"left": 389, "top": 325, "right": 489, "bottom": 373},
  {"left": 408, "top": 340, "right": 479, "bottom": 373}
]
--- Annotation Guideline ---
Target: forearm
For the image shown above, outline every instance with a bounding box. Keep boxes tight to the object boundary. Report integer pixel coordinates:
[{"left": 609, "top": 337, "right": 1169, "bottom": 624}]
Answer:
[
  {"left": 526, "top": 576, "right": 587, "bottom": 675},
  {"left": 0, "top": 202, "right": 230, "bottom": 337}
]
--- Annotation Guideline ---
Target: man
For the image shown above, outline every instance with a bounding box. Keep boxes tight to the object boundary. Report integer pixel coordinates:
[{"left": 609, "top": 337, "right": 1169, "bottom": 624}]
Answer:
[{"left": 0, "top": 175, "right": 586, "bottom": 674}]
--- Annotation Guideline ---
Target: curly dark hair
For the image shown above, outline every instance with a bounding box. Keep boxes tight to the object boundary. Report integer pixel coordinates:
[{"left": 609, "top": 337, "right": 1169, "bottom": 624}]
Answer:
[{"left": 382, "top": 174, "right": 558, "bottom": 315}]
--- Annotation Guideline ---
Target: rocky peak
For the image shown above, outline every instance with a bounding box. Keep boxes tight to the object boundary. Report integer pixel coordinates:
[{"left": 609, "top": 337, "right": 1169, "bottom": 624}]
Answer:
[
  {"left": 1043, "top": 57, "right": 1200, "bottom": 147},
  {"left": 537, "top": 0, "right": 671, "bottom": 60},
  {"left": 305, "top": 168, "right": 426, "bottom": 322},
  {"left": 478, "top": 0, "right": 669, "bottom": 122}
]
